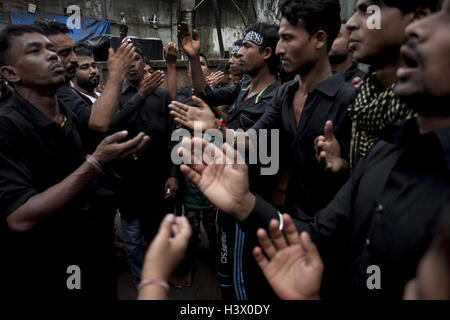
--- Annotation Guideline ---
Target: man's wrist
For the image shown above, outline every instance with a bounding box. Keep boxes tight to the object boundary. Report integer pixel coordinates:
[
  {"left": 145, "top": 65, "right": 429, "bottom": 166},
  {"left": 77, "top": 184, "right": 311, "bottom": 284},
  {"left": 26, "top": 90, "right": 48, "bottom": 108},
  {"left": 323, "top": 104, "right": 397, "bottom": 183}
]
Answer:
[{"left": 235, "top": 192, "right": 256, "bottom": 222}]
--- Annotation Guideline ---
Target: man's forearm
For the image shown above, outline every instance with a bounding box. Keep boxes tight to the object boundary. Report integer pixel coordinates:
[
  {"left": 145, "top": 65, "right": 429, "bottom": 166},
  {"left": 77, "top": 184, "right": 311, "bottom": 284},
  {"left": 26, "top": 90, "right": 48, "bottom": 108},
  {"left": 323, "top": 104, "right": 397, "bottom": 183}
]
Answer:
[
  {"left": 6, "top": 162, "right": 99, "bottom": 232},
  {"left": 190, "top": 55, "right": 207, "bottom": 94},
  {"left": 166, "top": 63, "right": 177, "bottom": 100},
  {"left": 89, "top": 74, "right": 125, "bottom": 132}
]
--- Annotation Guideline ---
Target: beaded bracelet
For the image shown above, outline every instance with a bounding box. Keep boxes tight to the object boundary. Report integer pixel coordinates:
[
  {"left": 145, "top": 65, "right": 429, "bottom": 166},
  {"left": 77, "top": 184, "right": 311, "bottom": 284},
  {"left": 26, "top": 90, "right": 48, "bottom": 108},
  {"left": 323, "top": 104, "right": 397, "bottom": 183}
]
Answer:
[
  {"left": 217, "top": 118, "right": 226, "bottom": 130},
  {"left": 138, "top": 279, "right": 170, "bottom": 291}
]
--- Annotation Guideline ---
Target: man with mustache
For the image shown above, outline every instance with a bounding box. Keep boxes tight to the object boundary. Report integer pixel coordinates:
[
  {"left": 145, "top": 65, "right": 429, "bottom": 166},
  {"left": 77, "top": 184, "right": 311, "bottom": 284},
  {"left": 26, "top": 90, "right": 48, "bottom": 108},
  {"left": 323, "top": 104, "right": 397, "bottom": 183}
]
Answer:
[
  {"left": 179, "top": 0, "right": 450, "bottom": 299},
  {"left": 316, "top": 0, "right": 438, "bottom": 172},
  {"left": 0, "top": 25, "right": 148, "bottom": 299},
  {"left": 73, "top": 43, "right": 100, "bottom": 105}
]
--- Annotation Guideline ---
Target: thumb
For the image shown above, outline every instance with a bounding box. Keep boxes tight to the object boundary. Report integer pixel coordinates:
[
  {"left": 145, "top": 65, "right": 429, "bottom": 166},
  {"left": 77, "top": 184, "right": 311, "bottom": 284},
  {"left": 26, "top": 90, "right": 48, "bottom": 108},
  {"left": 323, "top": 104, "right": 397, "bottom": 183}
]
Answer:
[
  {"left": 192, "top": 95, "right": 209, "bottom": 110},
  {"left": 107, "top": 48, "right": 114, "bottom": 61},
  {"left": 324, "top": 121, "right": 334, "bottom": 140},
  {"left": 299, "top": 232, "right": 320, "bottom": 259}
]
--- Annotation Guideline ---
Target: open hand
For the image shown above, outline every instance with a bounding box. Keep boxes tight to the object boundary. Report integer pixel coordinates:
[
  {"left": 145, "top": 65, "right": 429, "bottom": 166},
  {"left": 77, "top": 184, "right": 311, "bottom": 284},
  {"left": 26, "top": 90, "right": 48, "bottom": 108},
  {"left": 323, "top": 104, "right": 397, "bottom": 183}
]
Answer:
[
  {"left": 177, "top": 21, "right": 201, "bottom": 59},
  {"left": 179, "top": 137, "right": 255, "bottom": 221},
  {"left": 169, "top": 96, "right": 217, "bottom": 131},
  {"left": 253, "top": 214, "right": 323, "bottom": 300},
  {"left": 314, "top": 121, "right": 349, "bottom": 173}
]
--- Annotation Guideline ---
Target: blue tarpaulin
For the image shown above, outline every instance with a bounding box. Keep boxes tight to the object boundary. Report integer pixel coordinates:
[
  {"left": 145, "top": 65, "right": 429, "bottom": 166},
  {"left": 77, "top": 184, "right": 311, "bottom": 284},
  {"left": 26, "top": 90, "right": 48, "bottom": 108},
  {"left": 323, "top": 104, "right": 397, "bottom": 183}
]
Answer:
[{"left": 11, "top": 12, "right": 110, "bottom": 43}]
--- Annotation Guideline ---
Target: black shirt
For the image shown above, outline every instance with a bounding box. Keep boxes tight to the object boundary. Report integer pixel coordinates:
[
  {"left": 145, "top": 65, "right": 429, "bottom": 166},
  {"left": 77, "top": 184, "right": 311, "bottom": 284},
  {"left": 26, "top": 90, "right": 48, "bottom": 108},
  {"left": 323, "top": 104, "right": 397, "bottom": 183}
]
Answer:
[
  {"left": 0, "top": 91, "right": 93, "bottom": 298},
  {"left": 253, "top": 72, "right": 357, "bottom": 217},
  {"left": 111, "top": 82, "right": 177, "bottom": 212},
  {"left": 199, "top": 78, "right": 281, "bottom": 131},
  {"left": 344, "top": 62, "right": 366, "bottom": 84},
  {"left": 241, "top": 119, "right": 450, "bottom": 299}
]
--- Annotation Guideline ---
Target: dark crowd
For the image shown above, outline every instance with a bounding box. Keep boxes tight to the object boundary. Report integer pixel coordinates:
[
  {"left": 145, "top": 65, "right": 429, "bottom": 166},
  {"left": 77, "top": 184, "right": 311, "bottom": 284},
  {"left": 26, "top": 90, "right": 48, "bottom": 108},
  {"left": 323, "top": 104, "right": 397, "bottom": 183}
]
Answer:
[{"left": 0, "top": 0, "right": 449, "bottom": 301}]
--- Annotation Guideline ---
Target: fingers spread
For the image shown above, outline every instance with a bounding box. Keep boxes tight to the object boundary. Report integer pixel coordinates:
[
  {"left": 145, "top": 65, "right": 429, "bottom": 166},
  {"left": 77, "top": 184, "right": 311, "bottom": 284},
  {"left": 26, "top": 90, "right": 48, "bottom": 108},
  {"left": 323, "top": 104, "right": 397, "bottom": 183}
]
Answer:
[
  {"left": 283, "top": 214, "right": 300, "bottom": 245},
  {"left": 269, "top": 219, "right": 288, "bottom": 250}
]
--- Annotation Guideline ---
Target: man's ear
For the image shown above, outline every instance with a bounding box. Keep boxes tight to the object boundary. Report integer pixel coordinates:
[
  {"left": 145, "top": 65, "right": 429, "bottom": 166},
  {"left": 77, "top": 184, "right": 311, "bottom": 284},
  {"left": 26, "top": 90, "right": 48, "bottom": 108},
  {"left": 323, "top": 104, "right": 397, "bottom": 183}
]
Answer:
[
  {"left": 263, "top": 47, "right": 273, "bottom": 60},
  {"left": 0, "top": 66, "right": 20, "bottom": 84},
  {"left": 313, "top": 30, "right": 329, "bottom": 50}
]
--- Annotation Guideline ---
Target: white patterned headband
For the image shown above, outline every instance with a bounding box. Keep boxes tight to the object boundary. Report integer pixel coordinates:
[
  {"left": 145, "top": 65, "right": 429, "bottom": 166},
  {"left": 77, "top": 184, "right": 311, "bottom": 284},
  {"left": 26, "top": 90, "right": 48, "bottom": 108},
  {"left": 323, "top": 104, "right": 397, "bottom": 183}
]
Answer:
[
  {"left": 244, "top": 31, "right": 264, "bottom": 46},
  {"left": 232, "top": 45, "right": 242, "bottom": 53}
]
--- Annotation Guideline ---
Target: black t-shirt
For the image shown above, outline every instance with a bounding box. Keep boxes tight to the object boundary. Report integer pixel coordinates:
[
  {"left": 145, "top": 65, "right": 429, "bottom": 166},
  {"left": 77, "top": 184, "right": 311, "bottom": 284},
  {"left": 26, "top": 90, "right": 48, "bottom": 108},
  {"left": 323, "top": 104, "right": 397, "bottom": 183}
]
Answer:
[{"left": 0, "top": 91, "right": 93, "bottom": 298}]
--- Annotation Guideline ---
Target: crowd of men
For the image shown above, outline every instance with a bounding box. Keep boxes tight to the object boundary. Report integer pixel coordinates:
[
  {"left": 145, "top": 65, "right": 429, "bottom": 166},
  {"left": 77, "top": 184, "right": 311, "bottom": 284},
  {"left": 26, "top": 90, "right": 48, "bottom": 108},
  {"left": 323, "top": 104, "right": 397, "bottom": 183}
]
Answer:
[{"left": 0, "top": 0, "right": 449, "bottom": 300}]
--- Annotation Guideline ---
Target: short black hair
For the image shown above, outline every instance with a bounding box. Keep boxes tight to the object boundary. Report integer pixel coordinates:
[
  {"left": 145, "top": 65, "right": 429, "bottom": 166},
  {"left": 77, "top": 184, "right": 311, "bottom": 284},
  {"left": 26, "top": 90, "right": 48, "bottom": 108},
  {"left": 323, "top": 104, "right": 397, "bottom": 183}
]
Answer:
[
  {"left": 34, "top": 21, "right": 71, "bottom": 36},
  {"left": 120, "top": 24, "right": 128, "bottom": 32},
  {"left": 381, "top": 0, "right": 441, "bottom": 13},
  {"left": 130, "top": 40, "right": 145, "bottom": 60},
  {"left": 280, "top": 0, "right": 341, "bottom": 51},
  {"left": 75, "top": 43, "right": 93, "bottom": 58},
  {"left": 0, "top": 24, "right": 45, "bottom": 67},
  {"left": 244, "top": 23, "right": 281, "bottom": 75},
  {"left": 233, "top": 39, "right": 243, "bottom": 47}
]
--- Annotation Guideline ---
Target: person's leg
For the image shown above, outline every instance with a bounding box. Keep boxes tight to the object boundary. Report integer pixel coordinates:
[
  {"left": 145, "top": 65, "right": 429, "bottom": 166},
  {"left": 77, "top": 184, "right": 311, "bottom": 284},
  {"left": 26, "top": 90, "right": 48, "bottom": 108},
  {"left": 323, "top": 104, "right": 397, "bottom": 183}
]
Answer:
[
  {"left": 201, "top": 207, "right": 218, "bottom": 254},
  {"left": 120, "top": 215, "right": 144, "bottom": 288}
]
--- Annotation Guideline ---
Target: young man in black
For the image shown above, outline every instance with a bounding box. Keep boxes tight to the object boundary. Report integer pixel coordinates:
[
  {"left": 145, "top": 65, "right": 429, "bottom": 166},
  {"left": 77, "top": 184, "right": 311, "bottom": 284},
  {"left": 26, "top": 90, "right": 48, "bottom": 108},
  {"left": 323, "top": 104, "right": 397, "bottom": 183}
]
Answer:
[
  {"left": 0, "top": 25, "right": 148, "bottom": 299},
  {"left": 73, "top": 43, "right": 101, "bottom": 105},
  {"left": 109, "top": 42, "right": 177, "bottom": 288}
]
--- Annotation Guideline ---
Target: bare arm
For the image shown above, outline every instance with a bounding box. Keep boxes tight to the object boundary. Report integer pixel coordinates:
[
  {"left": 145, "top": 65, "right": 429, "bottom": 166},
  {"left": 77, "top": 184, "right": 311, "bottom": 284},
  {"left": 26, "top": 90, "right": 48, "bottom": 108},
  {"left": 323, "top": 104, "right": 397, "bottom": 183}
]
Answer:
[
  {"left": 164, "top": 42, "right": 178, "bottom": 100},
  {"left": 6, "top": 131, "right": 149, "bottom": 232},
  {"left": 88, "top": 42, "right": 136, "bottom": 132},
  {"left": 177, "top": 22, "right": 207, "bottom": 94}
]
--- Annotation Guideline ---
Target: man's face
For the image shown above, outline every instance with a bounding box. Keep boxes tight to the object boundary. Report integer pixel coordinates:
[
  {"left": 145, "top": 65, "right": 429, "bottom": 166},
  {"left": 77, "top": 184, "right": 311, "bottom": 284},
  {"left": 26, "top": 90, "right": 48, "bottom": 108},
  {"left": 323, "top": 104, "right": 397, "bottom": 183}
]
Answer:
[
  {"left": 238, "top": 40, "right": 268, "bottom": 76},
  {"left": 329, "top": 24, "right": 351, "bottom": 63},
  {"left": 395, "top": 0, "right": 450, "bottom": 103},
  {"left": 228, "top": 51, "right": 243, "bottom": 76},
  {"left": 0, "top": 32, "right": 65, "bottom": 89},
  {"left": 346, "top": 0, "right": 413, "bottom": 67},
  {"left": 75, "top": 56, "right": 99, "bottom": 91},
  {"left": 187, "top": 55, "right": 209, "bottom": 78},
  {"left": 120, "top": 29, "right": 127, "bottom": 38},
  {"left": 144, "top": 63, "right": 152, "bottom": 74},
  {"left": 276, "top": 17, "right": 318, "bottom": 74},
  {"left": 46, "top": 33, "right": 78, "bottom": 81},
  {"left": 127, "top": 53, "right": 146, "bottom": 82}
]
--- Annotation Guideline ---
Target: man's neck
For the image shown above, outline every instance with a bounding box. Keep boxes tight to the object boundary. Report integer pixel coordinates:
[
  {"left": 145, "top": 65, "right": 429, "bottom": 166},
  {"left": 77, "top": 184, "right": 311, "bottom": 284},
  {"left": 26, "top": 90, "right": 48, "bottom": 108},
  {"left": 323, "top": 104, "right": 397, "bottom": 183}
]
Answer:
[
  {"left": 375, "top": 54, "right": 403, "bottom": 89},
  {"left": 74, "top": 82, "right": 97, "bottom": 98},
  {"left": 417, "top": 115, "right": 450, "bottom": 134},
  {"left": 15, "top": 86, "right": 62, "bottom": 122},
  {"left": 331, "top": 54, "right": 353, "bottom": 72},
  {"left": 249, "top": 65, "right": 276, "bottom": 93},
  {"left": 297, "top": 56, "right": 333, "bottom": 94}
]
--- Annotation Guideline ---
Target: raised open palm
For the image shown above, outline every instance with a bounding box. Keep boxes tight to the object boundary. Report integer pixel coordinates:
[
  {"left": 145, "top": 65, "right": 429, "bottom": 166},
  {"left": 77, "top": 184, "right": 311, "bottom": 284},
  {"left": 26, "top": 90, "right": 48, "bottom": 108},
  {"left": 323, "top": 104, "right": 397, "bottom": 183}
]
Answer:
[
  {"left": 253, "top": 214, "right": 324, "bottom": 300},
  {"left": 179, "top": 138, "right": 255, "bottom": 221},
  {"left": 177, "top": 21, "right": 201, "bottom": 59}
]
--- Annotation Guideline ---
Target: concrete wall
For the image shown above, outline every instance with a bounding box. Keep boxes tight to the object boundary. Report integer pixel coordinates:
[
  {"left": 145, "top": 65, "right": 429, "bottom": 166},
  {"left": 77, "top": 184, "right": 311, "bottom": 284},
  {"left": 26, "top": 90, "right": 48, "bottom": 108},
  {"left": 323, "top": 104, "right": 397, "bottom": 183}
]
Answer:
[{"left": 0, "top": 0, "right": 358, "bottom": 57}]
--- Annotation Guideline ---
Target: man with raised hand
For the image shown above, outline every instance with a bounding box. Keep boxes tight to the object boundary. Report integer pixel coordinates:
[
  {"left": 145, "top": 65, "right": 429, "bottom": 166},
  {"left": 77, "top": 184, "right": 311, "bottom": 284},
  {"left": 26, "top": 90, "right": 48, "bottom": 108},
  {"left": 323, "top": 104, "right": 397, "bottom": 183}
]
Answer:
[
  {"left": 35, "top": 21, "right": 136, "bottom": 133},
  {"left": 0, "top": 25, "right": 148, "bottom": 299},
  {"left": 178, "top": 0, "right": 450, "bottom": 299}
]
